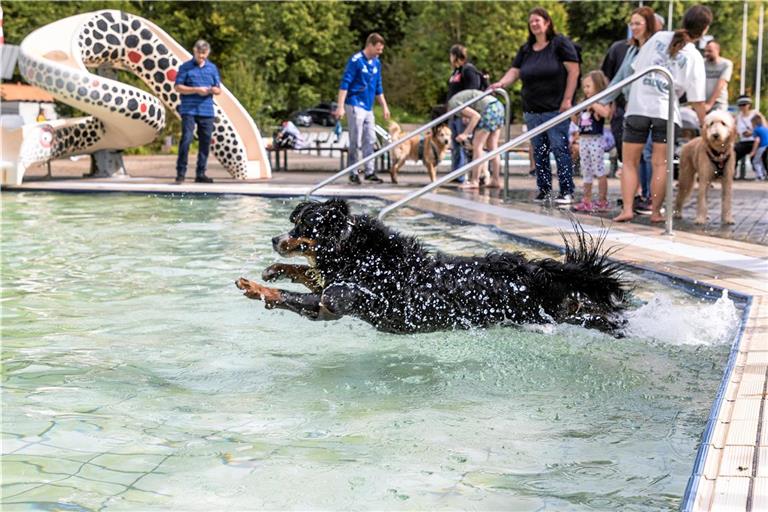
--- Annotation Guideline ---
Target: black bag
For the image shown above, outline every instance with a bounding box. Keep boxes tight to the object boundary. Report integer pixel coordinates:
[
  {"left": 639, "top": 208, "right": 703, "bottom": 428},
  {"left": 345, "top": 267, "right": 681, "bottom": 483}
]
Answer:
[{"left": 464, "top": 62, "right": 488, "bottom": 91}]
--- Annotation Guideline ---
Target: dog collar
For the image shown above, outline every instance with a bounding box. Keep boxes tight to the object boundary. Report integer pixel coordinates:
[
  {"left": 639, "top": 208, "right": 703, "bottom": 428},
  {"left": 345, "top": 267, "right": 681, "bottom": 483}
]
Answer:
[{"left": 706, "top": 145, "right": 731, "bottom": 177}]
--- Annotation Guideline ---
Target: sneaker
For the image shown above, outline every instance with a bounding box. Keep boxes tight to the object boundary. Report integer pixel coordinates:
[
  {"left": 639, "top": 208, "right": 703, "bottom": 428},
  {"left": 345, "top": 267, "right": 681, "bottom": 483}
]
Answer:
[
  {"left": 572, "top": 200, "right": 595, "bottom": 212},
  {"left": 633, "top": 198, "right": 652, "bottom": 215},
  {"left": 194, "top": 176, "right": 213, "bottom": 183},
  {"left": 528, "top": 168, "right": 537, "bottom": 176},
  {"left": 364, "top": 173, "right": 383, "bottom": 184},
  {"left": 174, "top": 176, "right": 184, "bottom": 184},
  {"left": 554, "top": 193, "right": 574, "bottom": 205},
  {"left": 533, "top": 190, "right": 551, "bottom": 203},
  {"left": 349, "top": 173, "right": 361, "bottom": 184},
  {"left": 594, "top": 200, "right": 610, "bottom": 212}
]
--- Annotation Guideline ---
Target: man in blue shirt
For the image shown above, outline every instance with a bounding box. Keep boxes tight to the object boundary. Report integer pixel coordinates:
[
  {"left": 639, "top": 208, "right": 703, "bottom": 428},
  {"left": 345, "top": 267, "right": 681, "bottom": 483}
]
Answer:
[
  {"left": 334, "top": 33, "right": 391, "bottom": 184},
  {"left": 174, "top": 39, "right": 221, "bottom": 184}
]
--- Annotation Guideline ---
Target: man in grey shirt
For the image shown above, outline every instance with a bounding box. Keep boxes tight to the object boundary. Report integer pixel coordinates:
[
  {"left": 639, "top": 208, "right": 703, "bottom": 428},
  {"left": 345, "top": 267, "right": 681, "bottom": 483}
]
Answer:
[{"left": 703, "top": 40, "right": 733, "bottom": 112}]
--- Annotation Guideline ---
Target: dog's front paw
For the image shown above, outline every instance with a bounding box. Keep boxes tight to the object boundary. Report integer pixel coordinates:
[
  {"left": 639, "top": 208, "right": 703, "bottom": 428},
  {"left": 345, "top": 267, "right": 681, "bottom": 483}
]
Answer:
[
  {"left": 262, "top": 264, "right": 284, "bottom": 282},
  {"left": 235, "top": 277, "right": 265, "bottom": 300},
  {"left": 723, "top": 216, "right": 735, "bottom": 225},
  {"left": 694, "top": 216, "right": 707, "bottom": 225}
]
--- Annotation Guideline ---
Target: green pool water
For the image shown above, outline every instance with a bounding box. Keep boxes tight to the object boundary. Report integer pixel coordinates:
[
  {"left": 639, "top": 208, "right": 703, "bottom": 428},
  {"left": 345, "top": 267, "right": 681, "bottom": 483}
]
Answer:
[{"left": 1, "top": 192, "right": 739, "bottom": 511}]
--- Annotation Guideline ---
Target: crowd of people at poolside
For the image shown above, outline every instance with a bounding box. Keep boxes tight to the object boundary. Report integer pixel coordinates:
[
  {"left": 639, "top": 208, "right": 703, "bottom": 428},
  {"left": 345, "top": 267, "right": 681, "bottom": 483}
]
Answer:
[
  {"left": 324, "top": 4, "right": 767, "bottom": 225},
  {"left": 175, "top": 5, "right": 768, "bottom": 225}
]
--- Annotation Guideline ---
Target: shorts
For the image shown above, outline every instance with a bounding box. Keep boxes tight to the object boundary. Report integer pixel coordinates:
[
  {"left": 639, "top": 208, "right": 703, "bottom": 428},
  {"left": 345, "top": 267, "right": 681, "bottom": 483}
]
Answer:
[
  {"left": 478, "top": 100, "right": 504, "bottom": 132},
  {"left": 623, "top": 115, "right": 679, "bottom": 144}
]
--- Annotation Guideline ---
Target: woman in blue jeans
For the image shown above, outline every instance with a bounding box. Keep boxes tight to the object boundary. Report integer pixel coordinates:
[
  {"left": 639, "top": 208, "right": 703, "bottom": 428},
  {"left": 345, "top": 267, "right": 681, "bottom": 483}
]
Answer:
[{"left": 490, "top": 7, "right": 580, "bottom": 204}]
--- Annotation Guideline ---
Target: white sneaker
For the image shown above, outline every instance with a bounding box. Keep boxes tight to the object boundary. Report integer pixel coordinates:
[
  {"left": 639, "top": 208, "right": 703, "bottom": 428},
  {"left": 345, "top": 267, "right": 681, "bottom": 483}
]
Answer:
[{"left": 554, "top": 193, "right": 574, "bottom": 205}]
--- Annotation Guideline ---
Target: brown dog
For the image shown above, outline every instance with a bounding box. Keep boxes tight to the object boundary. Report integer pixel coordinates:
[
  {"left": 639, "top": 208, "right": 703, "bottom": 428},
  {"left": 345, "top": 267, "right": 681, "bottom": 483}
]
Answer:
[
  {"left": 388, "top": 121, "right": 452, "bottom": 183},
  {"left": 674, "top": 110, "right": 737, "bottom": 225}
]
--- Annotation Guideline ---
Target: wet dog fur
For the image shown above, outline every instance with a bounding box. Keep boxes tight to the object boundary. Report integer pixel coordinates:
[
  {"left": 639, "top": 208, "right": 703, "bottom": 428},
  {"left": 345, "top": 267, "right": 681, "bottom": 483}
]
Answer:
[
  {"left": 674, "top": 110, "right": 737, "bottom": 225},
  {"left": 236, "top": 199, "right": 630, "bottom": 335},
  {"left": 388, "top": 121, "right": 452, "bottom": 183}
]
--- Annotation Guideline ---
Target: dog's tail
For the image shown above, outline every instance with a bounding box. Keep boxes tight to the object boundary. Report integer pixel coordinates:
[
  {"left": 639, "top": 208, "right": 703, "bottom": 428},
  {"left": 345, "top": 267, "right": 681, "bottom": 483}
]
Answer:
[
  {"left": 536, "top": 221, "right": 631, "bottom": 315},
  {"left": 531, "top": 221, "right": 630, "bottom": 333},
  {"left": 558, "top": 221, "right": 629, "bottom": 306},
  {"left": 387, "top": 120, "right": 402, "bottom": 137}
]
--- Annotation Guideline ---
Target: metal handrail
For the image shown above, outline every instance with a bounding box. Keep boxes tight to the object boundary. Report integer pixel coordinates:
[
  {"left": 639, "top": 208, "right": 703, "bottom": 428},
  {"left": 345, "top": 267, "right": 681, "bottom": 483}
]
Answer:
[
  {"left": 378, "top": 65, "right": 677, "bottom": 237},
  {"left": 305, "top": 88, "right": 511, "bottom": 199}
]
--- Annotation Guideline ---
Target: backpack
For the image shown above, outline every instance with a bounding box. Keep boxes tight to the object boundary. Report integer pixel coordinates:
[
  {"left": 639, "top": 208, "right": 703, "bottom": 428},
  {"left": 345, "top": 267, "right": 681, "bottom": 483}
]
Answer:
[
  {"left": 464, "top": 62, "right": 488, "bottom": 91},
  {"left": 478, "top": 71, "right": 490, "bottom": 91}
]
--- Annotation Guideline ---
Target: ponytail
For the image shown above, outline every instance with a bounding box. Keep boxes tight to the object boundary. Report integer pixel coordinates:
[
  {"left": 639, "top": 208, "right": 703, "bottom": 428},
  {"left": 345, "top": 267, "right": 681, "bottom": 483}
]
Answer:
[
  {"left": 668, "top": 5, "right": 712, "bottom": 58},
  {"left": 667, "top": 29, "right": 690, "bottom": 58}
]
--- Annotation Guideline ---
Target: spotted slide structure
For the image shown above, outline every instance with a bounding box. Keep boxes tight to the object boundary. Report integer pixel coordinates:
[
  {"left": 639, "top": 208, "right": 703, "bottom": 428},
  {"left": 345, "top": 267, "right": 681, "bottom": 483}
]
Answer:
[{"left": 1, "top": 10, "right": 270, "bottom": 185}]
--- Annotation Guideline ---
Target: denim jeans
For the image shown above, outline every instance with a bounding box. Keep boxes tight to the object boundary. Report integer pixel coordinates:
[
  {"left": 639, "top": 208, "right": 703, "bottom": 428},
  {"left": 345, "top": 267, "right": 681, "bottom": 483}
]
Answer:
[
  {"left": 449, "top": 116, "right": 467, "bottom": 182},
  {"left": 450, "top": 116, "right": 468, "bottom": 170},
  {"left": 523, "top": 111, "right": 574, "bottom": 195},
  {"left": 176, "top": 114, "right": 214, "bottom": 178}
]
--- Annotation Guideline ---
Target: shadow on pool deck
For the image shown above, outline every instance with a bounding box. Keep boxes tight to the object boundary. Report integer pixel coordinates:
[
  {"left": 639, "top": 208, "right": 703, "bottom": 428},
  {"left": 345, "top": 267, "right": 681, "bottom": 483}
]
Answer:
[{"left": 19, "top": 152, "right": 768, "bottom": 246}]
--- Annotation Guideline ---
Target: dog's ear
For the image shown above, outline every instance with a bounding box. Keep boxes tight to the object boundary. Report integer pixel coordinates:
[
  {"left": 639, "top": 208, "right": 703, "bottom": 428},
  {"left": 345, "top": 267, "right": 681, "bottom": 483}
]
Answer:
[
  {"left": 324, "top": 198, "right": 350, "bottom": 219},
  {"left": 290, "top": 201, "right": 315, "bottom": 224}
]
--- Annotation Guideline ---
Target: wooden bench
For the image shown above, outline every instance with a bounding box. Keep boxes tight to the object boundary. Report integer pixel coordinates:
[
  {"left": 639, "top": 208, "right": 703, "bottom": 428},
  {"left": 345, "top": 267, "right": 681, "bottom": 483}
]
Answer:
[{"left": 266, "top": 128, "right": 390, "bottom": 173}]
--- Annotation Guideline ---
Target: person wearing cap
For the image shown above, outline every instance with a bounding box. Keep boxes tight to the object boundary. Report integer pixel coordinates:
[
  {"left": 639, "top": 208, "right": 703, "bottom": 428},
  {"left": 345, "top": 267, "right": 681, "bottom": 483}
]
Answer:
[{"left": 734, "top": 95, "right": 756, "bottom": 180}]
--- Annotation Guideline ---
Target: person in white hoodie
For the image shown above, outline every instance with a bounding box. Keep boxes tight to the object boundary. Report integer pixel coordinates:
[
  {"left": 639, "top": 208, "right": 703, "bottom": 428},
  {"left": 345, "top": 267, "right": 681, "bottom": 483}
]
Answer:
[{"left": 613, "top": 5, "right": 711, "bottom": 224}]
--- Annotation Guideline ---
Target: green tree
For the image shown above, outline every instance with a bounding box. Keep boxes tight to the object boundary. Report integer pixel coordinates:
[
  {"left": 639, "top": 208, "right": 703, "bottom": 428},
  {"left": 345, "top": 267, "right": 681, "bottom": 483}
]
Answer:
[{"left": 385, "top": 1, "right": 567, "bottom": 118}]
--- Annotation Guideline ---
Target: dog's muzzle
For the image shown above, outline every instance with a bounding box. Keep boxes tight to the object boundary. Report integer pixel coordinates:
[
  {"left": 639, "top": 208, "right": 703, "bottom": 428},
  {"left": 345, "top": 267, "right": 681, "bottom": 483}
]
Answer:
[{"left": 273, "top": 234, "right": 316, "bottom": 258}]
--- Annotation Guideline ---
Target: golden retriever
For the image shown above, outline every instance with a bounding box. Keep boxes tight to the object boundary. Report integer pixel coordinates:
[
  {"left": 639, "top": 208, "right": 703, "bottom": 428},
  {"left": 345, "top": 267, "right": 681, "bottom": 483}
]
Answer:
[
  {"left": 674, "top": 110, "right": 737, "bottom": 225},
  {"left": 388, "top": 121, "right": 452, "bottom": 183}
]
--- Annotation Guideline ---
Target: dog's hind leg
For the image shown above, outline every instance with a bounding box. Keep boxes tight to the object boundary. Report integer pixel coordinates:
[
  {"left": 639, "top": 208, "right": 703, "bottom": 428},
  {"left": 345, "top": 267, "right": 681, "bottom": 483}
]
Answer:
[
  {"left": 389, "top": 157, "right": 405, "bottom": 184},
  {"left": 262, "top": 263, "right": 323, "bottom": 293},
  {"left": 235, "top": 277, "right": 340, "bottom": 321}
]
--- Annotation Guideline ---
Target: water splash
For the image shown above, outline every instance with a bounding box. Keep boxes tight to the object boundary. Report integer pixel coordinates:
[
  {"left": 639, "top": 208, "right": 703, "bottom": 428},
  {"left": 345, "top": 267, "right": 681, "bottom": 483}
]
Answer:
[{"left": 624, "top": 289, "right": 739, "bottom": 345}]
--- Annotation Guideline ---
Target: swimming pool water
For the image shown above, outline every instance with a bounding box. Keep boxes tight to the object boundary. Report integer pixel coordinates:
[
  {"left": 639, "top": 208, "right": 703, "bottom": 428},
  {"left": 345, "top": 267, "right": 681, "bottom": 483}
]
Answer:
[{"left": 2, "top": 193, "right": 740, "bottom": 510}]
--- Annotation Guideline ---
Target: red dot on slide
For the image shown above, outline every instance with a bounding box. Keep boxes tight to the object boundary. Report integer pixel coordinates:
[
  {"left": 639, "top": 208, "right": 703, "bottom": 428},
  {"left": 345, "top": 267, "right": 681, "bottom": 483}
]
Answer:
[
  {"left": 128, "top": 51, "right": 142, "bottom": 64},
  {"left": 166, "top": 69, "right": 177, "bottom": 82},
  {"left": 140, "top": 103, "right": 147, "bottom": 113}
]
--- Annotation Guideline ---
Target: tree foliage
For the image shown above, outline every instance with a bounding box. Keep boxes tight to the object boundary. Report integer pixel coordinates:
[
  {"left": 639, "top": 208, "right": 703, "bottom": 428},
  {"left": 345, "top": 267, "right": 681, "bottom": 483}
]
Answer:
[{"left": 3, "top": 0, "right": 767, "bottom": 131}]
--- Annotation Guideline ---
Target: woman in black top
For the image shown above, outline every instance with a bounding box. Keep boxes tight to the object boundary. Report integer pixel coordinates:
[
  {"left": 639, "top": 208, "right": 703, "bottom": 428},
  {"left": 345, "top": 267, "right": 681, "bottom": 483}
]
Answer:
[
  {"left": 447, "top": 45, "right": 483, "bottom": 178},
  {"left": 490, "top": 7, "right": 580, "bottom": 204}
]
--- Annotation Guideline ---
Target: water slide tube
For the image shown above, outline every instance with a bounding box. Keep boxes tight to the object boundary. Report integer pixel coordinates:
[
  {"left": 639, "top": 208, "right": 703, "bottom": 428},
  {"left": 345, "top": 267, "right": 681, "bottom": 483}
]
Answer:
[{"left": 2, "top": 9, "right": 270, "bottom": 185}]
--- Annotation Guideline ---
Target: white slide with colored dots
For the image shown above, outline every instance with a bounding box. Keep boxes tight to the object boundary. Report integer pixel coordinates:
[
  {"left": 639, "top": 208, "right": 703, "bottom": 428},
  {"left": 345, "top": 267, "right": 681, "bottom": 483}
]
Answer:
[{"left": 1, "top": 9, "right": 270, "bottom": 186}]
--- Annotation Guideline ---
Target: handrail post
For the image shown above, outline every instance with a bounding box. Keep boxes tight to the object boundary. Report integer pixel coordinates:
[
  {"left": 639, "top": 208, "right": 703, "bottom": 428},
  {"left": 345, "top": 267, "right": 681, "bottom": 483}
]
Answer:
[
  {"left": 494, "top": 88, "right": 511, "bottom": 201},
  {"left": 378, "top": 65, "right": 676, "bottom": 225},
  {"left": 664, "top": 75, "right": 675, "bottom": 236}
]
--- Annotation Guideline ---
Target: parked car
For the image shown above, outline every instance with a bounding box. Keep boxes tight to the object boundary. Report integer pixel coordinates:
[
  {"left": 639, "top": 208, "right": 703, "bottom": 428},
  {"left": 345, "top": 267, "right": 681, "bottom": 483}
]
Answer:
[
  {"left": 291, "top": 111, "right": 312, "bottom": 127},
  {"left": 292, "top": 102, "right": 337, "bottom": 127}
]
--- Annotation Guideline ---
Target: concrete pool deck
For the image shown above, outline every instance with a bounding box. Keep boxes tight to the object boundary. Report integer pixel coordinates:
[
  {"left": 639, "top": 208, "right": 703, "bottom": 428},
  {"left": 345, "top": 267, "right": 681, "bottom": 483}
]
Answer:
[{"left": 6, "top": 153, "right": 768, "bottom": 510}]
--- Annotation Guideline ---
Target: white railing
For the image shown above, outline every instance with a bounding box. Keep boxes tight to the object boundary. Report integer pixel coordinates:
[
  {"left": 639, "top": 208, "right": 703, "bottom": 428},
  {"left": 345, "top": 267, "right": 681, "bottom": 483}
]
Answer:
[{"left": 378, "top": 65, "right": 677, "bottom": 236}]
